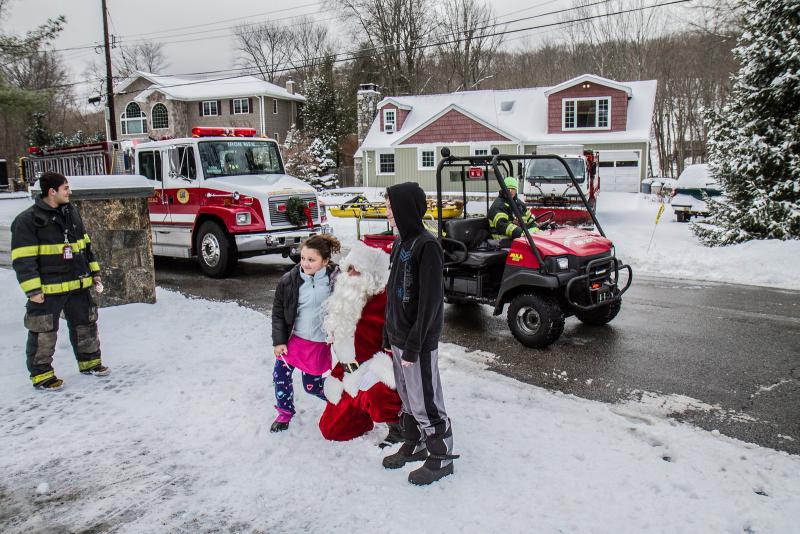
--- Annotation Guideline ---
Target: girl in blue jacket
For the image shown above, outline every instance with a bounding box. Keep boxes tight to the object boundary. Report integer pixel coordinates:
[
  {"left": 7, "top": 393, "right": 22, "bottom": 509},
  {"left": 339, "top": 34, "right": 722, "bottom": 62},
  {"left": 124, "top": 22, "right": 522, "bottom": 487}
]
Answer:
[{"left": 270, "top": 234, "right": 340, "bottom": 432}]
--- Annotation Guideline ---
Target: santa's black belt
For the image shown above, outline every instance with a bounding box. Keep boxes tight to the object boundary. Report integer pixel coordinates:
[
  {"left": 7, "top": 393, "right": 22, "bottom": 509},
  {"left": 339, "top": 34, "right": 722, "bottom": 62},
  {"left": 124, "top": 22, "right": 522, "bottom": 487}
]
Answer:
[{"left": 342, "top": 362, "right": 360, "bottom": 373}]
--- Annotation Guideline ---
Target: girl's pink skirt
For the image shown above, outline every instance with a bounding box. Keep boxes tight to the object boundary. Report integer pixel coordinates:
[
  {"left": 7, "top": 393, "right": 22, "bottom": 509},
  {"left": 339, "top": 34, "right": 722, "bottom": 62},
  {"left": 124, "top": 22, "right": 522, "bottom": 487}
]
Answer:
[{"left": 281, "top": 335, "right": 332, "bottom": 376}]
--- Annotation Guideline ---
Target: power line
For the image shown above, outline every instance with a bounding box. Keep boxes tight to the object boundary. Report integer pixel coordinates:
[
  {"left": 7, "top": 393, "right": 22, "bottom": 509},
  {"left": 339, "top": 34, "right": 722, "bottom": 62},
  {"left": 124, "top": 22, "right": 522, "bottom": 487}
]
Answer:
[
  {"left": 115, "top": 1, "right": 323, "bottom": 40},
  {"left": 40, "top": 0, "right": 695, "bottom": 97}
]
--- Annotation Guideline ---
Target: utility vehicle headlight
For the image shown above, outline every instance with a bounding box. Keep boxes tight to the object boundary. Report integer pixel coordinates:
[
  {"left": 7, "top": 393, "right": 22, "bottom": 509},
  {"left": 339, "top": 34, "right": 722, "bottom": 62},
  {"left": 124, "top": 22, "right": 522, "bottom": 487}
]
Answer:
[
  {"left": 556, "top": 257, "right": 569, "bottom": 270},
  {"left": 236, "top": 212, "right": 251, "bottom": 225}
]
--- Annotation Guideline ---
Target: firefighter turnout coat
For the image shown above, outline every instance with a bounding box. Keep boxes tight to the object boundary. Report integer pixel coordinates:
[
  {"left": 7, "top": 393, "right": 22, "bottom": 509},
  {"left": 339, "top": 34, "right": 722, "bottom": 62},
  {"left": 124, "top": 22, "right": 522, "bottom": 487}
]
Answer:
[
  {"left": 488, "top": 194, "right": 539, "bottom": 240},
  {"left": 11, "top": 197, "right": 100, "bottom": 297}
]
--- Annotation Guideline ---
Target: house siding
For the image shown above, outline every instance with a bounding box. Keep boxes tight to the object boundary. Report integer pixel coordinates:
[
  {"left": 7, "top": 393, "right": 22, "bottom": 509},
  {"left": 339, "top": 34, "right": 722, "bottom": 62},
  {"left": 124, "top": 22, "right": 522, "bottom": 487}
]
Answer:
[
  {"left": 400, "top": 109, "right": 512, "bottom": 145},
  {"left": 113, "top": 76, "right": 298, "bottom": 141},
  {"left": 378, "top": 103, "right": 409, "bottom": 132},
  {"left": 547, "top": 84, "right": 628, "bottom": 134},
  {"left": 366, "top": 143, "right": 517, "bottom": 192}
]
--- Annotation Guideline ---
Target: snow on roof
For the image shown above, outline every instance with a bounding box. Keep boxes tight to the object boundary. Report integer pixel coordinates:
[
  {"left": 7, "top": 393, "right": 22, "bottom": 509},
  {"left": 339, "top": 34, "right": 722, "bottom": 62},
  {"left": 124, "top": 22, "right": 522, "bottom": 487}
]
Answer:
[
  {"left": 117, "top": 71, "right": 306, "bottom": 103},
  {"left": 357, "top": 78, "right": 657, "bottom": 153},
  {"left": 544, "top": 74, "right": 633, "bottom": 97}
]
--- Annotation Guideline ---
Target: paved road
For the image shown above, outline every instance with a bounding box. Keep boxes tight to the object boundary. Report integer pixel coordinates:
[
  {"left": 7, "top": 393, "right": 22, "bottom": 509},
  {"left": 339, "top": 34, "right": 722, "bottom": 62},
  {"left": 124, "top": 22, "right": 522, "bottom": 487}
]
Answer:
[{"left": 154, "top": 256, "right": 800, "bottom": 454}]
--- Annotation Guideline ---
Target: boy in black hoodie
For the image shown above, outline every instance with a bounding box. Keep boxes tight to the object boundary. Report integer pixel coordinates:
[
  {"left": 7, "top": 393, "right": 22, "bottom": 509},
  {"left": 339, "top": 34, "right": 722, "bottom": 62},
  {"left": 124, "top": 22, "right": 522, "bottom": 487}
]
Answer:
[{"left": 381, "top": 182, "right": 457, "bottom": 485}]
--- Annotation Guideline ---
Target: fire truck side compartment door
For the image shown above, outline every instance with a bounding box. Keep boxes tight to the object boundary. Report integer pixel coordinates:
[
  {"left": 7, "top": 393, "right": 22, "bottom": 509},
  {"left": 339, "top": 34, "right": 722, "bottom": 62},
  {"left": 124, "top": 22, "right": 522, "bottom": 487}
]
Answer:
[{"left": 159, "top": 146, "right": 198, "bottom": 252}]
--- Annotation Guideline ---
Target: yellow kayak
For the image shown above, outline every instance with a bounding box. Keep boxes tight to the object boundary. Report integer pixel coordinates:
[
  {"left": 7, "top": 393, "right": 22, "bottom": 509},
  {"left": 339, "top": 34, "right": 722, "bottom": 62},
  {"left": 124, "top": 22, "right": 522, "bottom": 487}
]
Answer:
[{"left": 330, "top": 198, "right": 464, "bottom": 219}]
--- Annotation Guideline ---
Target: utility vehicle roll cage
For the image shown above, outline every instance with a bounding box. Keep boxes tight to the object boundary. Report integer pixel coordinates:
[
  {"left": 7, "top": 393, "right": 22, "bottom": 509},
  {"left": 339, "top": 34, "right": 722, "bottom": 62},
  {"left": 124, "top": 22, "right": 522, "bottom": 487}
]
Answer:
[{"left": 434, "top": 147, "right": 606, "bottom": 274}]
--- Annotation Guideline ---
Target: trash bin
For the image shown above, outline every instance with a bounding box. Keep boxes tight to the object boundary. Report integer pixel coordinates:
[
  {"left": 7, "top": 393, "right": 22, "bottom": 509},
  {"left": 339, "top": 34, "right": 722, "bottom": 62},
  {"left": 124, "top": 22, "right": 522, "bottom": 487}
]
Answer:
[{"left": 641, "top": 178, "right": 652, "bottom": 194}]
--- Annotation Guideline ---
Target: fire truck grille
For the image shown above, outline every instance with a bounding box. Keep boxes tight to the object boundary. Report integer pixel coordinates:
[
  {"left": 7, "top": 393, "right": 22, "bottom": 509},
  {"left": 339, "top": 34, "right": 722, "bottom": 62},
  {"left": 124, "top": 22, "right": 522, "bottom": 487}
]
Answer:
[{"left": 268, "top": 194, "right": 319, "bottom": 227}]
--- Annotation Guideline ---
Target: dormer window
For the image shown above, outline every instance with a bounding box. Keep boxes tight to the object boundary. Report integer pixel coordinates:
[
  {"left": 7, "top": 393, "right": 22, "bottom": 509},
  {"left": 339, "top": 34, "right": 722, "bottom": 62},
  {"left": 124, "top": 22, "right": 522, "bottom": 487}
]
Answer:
[
  {"left": 563, "top": 97, "right": 610, "bottom": 130},
  {"left": 383, "top": 108, "right": 396, "bottom": 133}
]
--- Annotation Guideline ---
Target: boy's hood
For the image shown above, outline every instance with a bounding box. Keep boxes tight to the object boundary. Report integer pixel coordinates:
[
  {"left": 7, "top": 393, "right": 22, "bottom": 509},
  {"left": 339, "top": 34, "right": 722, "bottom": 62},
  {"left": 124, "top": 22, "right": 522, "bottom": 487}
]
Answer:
[{"left": 386, "top": 182, "right": 427, "bottom": 241}]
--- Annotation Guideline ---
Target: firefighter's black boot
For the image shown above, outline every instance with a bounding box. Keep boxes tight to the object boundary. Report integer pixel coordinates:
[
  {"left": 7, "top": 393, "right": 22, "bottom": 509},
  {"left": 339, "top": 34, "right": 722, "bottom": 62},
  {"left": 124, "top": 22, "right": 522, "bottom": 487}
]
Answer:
[
  {"left": 80, "top": 364, "right": 110, "bottom": 376},
  {"left": 379, "top": 422, "right": 403, "bottom": 448}
]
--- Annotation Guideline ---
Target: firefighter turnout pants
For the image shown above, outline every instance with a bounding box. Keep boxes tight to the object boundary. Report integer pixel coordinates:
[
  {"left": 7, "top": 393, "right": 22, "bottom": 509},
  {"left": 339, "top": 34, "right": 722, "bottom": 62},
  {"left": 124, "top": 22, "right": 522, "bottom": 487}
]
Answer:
[{"left": 25, "top": 288, "right": 101, "bottom": 386}]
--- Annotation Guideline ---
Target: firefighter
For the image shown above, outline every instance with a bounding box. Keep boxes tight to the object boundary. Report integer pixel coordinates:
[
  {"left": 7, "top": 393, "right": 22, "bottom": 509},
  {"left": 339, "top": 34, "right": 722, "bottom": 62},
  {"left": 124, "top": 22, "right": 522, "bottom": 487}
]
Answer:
[
  {"left": 11, "top": 172, "right": 109, "bottom": 390},
  {"left": 488, "top": 176, "right": 539, "bottom": 240}
]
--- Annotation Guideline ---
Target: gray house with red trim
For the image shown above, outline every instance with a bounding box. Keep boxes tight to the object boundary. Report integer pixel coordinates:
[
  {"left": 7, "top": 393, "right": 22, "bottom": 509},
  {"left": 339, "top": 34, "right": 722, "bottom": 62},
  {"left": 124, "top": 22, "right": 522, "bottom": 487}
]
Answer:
[{"left": 355, "top": 74, "right": 657, "bottom": 193}]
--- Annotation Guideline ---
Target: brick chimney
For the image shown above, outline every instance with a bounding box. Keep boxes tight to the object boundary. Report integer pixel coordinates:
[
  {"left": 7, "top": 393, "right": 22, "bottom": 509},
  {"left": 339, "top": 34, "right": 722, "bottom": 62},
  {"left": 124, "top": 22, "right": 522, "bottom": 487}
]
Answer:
[{"left": 285, "top": 79, "right": 295, "bottom": 94}]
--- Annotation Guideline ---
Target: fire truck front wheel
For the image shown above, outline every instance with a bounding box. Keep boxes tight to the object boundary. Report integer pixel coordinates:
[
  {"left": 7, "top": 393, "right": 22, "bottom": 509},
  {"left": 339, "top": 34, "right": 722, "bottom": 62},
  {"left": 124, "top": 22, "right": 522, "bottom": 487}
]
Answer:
[{"left": 196, "top": 221, "right": 237, "bottom": 278}]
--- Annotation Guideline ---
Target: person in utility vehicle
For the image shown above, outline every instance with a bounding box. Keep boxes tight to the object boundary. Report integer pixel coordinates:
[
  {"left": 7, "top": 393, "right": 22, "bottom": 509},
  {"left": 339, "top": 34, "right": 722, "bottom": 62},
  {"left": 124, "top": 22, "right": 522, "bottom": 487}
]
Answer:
[{"left": 488, "top": 176, "right": 540, "bottom": 240}]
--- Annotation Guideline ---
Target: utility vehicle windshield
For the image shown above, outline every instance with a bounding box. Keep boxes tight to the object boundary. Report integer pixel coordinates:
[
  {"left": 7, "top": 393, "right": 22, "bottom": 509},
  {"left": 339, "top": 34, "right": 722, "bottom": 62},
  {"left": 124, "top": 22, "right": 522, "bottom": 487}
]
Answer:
[
  {"left": 198, "top": 140, "right": 284, "bottom": 178},
  {"left": 526, "top": 157, "right": 585, "bottom": 184}
]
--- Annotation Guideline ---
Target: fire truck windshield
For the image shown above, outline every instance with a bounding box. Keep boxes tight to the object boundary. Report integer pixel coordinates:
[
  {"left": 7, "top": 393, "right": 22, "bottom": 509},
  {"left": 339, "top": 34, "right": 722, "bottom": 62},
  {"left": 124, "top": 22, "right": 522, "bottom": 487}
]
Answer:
[
  {"left": 526, "top": 157, "right": 585, "bottom": 184},
  {"left": 198, "top": 140, "right": 284, "bottom": 178}
]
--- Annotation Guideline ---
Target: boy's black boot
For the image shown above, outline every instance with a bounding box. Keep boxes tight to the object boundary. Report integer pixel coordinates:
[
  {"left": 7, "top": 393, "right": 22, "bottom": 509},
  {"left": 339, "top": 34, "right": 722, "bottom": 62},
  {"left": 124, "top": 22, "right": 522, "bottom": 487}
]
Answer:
[
  {"left": 382, "top": 412, "right": 426, "bottom": 468},
  {"left": 408, "top": 422, "right": 458, "bottom": 485},
  {"left": 379, "top": 422, "right": 403, "bottom": 448}
]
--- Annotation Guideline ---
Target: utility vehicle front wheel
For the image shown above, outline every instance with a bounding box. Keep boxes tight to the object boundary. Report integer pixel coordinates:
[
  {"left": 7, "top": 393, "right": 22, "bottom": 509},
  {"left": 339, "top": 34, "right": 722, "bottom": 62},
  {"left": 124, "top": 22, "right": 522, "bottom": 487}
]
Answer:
[
  {"left": 575, "top": 299, "right": 621, "bottom": 326},
  {"left": 196, "top": 221, "right": 237, "bottom": 278},
  {"left": 506, "top": 293, "right": 564, "bottom": 348}
]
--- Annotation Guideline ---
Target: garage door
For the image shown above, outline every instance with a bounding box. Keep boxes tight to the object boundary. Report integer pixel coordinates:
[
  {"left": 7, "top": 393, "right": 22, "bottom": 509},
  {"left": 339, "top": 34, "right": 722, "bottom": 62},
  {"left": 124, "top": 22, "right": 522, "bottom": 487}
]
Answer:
[{"left": 597, "top": 150, "right": 641, "bottom": 192}]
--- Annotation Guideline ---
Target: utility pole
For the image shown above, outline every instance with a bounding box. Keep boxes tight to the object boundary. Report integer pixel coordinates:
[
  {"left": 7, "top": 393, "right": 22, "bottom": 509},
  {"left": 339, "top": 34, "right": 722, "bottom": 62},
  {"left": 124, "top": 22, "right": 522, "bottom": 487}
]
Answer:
[{"left": 102, "top": 0, "right": 117, "bottom": 141}]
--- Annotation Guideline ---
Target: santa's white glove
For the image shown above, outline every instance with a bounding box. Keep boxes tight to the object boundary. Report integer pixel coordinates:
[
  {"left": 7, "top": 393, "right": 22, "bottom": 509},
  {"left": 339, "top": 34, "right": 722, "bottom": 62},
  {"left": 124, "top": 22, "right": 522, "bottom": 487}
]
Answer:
[{"left": 323, "top": 376, "right": 343, "bottom": 405}]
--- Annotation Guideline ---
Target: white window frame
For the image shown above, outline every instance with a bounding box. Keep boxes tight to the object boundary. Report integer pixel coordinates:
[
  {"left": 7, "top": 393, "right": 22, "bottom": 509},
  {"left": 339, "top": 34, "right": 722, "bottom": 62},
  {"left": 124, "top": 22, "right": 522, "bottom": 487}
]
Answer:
[
  {"left": 383, "top": 108, "right": 397, "bottom": 132},
  {"left": 151, "top": 103, "right": 169, "bottom": 129},
  {"left": 233, "top": 98, "right": 250, "bottom": 115},
  {"left": 120, "top": 102, "right": 147, "bottom": 135},
  {"left": 418, "top": 146, "right": 436, "bottom": 171},
  {"left": 376, "top": 150, "right": 395, "bottom": 175},
  {"left": 202, "top": 100, "right": 219, "bottom": 117},
  {"left": 273, "top": 99, "right": 278, "bottom": 114},
  {"left": 561, "top": 97, "right": 611, "bottom": 130},
  {"left": 472, "top": 145, "right": 490, "bottom": 156}
]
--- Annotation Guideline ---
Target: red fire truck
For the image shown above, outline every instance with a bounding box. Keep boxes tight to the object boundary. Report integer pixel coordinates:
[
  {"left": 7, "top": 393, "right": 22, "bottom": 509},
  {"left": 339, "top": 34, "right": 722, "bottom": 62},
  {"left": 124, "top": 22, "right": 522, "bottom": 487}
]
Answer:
[{"left": 23, "top": 127, "right": 331, "bottom": 278}]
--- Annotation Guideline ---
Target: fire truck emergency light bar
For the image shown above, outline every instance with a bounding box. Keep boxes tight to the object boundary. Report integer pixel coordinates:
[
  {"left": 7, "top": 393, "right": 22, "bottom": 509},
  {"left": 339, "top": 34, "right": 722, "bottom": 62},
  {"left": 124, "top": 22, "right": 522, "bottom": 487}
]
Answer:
[{"left": 191, "top": 127, "right": 258, "bottom": 138}]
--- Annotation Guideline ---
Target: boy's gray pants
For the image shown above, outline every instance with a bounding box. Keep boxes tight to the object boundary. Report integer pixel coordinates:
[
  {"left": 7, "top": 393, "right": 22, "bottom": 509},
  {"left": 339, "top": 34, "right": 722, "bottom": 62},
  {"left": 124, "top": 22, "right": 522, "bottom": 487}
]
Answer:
[{"left": 391, "top": 346, "right": 454, "bottom": 467}]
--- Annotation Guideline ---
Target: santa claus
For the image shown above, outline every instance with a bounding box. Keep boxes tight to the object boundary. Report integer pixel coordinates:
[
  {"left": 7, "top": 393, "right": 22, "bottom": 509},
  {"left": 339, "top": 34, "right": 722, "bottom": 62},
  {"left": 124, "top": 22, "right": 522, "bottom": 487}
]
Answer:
[{"left": 318, "top": 241, "right": 402, "bottom": 442}]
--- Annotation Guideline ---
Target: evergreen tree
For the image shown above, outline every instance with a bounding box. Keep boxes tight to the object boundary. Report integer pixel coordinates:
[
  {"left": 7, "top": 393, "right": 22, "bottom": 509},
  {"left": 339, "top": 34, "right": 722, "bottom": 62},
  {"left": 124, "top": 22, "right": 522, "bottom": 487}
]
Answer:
[
  {"left": 283, "top": 127, "right": 339, "bottom": 190},
  {"left": 25, "top": 112, "right": 51, "bottom": 147},
  {"left": 692, "top": 0, "right": 800, "bottom": 245},
  {"left": 300, "top": 55, "right": 351, "bottom": 167}
]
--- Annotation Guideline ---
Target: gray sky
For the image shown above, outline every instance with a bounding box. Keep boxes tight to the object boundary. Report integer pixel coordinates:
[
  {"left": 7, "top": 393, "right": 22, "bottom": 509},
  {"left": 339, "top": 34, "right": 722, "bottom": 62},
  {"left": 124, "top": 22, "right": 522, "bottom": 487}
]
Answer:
[{"left": 4, "top": 0, "right": 689, "bottom": 106}]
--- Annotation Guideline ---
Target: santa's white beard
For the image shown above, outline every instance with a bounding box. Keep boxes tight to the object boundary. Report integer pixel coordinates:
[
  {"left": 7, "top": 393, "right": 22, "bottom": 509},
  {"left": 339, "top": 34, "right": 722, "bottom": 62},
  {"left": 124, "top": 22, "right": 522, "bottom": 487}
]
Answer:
[{"left": 323, "top": 273, "right": 379, "bottom": 364}]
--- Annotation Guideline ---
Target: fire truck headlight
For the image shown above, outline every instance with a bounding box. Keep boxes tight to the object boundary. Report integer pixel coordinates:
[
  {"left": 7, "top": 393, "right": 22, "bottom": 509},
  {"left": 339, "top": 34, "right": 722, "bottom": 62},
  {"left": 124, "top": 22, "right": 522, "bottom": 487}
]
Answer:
[{"left": 235, "top": 212, "right": 251, "bottom": 225}]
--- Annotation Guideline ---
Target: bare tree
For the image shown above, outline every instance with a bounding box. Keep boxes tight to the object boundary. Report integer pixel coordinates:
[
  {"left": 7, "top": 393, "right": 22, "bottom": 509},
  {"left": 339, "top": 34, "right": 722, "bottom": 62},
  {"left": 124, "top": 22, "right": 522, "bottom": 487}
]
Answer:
[
  {"left": 234, "top": 21, "right": 293, "bottom": 83},
  {"left": 334, "top": 0, "right": 435, "bottom": 95},
  {"left": 436, "top": 0, "right": 504, "bottom": 92},
  {"left": 290, "top": 17, "right": 333, "bottom": 85},
  {"left": 117, "top": 41, "right": 168, "bottom": 77}
]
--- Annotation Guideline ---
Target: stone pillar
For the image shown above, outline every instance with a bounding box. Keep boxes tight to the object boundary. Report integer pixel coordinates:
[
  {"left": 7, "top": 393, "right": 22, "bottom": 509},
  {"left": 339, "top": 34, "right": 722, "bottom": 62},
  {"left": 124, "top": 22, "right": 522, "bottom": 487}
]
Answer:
[
  {"left": 63, "top": 176, "right": 156, "bottom": 307},
  {"left": 356, "top": 83, "right": 381, "bottom": 187}
]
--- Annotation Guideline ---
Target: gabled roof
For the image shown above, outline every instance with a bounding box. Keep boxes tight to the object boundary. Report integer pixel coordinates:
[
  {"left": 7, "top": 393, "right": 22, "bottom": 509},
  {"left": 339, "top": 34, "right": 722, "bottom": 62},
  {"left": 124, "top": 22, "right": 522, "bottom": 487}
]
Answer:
[
  {"left": 543, "top": 74, "right": 632, "bottom": 97},
  {"left": 357, "top": 75, "right": 656, "bottom": 154},
  {"left": 394, "top": 103, "right": 517, "bottom": 145},
  {"left": 115, "top": 71, "right": 306, "bottom": 102},
  {"left": 377, "top": 97, "right": 413, "bottom": 111}
]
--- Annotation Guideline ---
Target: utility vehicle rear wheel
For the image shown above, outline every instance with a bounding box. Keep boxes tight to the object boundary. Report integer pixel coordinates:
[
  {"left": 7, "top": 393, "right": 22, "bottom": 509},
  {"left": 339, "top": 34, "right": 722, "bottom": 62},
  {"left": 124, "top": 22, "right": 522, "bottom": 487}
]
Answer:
[
  {"left": 575, "top": 299, "right": 621, "bottom": 326},
  {"left": 506, "top": 293, "right": 564, "bottom": 348},
  {"left": 196, "top": 221, "right": 237, "bottom": 278}
]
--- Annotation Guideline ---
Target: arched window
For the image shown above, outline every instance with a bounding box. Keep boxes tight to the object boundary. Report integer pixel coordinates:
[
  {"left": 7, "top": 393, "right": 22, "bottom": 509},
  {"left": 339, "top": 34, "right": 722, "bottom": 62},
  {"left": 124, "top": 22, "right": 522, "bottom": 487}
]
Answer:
[
  {"left": 151, "top": 103, "right": 169, "bottom": 129},
  {"left": 121, "top": 102, "right": 147, "bottom": 135}
]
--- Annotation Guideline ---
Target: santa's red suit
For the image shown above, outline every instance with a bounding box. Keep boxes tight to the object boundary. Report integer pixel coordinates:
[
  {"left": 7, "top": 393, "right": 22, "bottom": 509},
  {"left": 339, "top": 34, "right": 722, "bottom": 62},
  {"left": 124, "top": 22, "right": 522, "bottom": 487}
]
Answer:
[{"left": 318, "top": 243, "right": 402, "bottom": 441}]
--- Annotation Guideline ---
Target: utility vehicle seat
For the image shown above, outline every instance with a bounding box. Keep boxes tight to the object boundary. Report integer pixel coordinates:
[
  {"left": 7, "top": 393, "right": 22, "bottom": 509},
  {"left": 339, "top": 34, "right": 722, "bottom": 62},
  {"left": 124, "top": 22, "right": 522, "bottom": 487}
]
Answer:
[{"left": 444, "top": 217, "right": 508, "bottom": 268}]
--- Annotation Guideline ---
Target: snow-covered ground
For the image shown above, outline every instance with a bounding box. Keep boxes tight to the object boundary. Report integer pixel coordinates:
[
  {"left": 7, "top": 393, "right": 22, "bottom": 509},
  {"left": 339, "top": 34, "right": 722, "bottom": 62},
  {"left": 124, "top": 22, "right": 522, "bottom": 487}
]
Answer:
[
  {"left": 1, "top": 269, "right": 798, "bottom": 533},
  {"left": 321, "top": 189, "right": 800, "bottom": 291}
]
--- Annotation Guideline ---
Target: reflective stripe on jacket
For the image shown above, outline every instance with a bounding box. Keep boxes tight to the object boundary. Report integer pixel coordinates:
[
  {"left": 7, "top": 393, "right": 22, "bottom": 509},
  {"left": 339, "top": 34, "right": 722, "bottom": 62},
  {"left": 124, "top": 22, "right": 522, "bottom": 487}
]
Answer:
[{"left": 10, "top": 198, "right": 100, "bottom": 296}]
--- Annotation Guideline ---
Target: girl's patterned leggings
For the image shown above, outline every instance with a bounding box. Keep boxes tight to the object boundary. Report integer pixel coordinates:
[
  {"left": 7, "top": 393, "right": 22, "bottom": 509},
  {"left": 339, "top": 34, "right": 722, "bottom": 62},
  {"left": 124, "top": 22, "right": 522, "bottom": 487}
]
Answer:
[{"left": 273, "top": 359, "right": 326, "bottom": 419}]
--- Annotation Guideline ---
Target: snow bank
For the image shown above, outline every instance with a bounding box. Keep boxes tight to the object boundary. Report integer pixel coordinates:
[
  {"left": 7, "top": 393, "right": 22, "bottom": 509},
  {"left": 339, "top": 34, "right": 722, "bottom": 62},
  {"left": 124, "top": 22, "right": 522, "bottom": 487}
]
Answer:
[{"left": 0, "top": 269, "right": 797, "bottom": 533}]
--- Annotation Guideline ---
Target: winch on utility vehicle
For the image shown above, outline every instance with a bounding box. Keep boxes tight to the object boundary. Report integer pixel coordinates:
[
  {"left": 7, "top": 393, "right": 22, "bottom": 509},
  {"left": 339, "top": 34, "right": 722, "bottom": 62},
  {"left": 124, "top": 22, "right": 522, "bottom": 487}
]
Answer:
[{"left": 433, "top": 147, "right": 631, "bottom": 348}]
